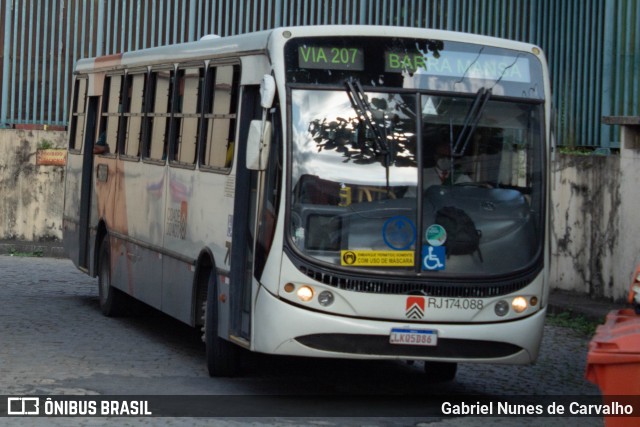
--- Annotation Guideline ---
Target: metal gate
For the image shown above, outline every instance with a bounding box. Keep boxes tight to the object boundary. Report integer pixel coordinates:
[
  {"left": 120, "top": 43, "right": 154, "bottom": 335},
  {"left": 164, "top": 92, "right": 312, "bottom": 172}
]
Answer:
[{"left": 0, "top": 0, "right": 637, "bottom": 147}]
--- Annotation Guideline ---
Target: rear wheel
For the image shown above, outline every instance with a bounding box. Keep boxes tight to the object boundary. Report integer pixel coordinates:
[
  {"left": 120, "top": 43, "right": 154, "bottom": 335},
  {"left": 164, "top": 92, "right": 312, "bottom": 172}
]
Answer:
[
  {"left": 424, "top": 361, "right": 457, "bottom": 382},
  {"left": 203, "top": 271, "right": 239, "bottom": 377},
  {"left": 97, "top": 235, "right": 127, "bottom": 317}
]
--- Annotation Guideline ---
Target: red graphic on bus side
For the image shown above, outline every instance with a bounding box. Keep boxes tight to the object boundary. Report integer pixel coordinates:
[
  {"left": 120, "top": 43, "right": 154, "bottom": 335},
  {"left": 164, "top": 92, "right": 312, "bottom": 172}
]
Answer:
[{"left": 406, "top": 296, "right": 425, "bottom": 319}]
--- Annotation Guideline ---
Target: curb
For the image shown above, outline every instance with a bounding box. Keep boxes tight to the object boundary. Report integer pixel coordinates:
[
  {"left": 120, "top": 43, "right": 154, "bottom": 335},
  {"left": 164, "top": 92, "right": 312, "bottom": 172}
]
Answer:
[
  {"left": 0, "top": 241, "right": 65, "bottom": 258},
  {"left": 548, "top": 289, "right": 623, "bottom": 323}
]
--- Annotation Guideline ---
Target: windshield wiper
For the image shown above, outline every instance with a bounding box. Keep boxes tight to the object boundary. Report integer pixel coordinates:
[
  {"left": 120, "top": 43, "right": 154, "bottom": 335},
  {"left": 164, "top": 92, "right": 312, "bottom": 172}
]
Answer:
[
  {"left": 344, "top": 77, "right": 390, "bottom": 158},
  {"left": 344, "top": 77, "right": 393, "bottom": 191},
  {"left": 452, "top": 87, "right": 491, "bottom": 156}
]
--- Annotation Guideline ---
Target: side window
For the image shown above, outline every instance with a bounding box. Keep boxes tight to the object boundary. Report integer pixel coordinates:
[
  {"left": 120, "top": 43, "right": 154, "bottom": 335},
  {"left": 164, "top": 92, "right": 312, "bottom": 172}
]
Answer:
[
  {"left": 172, "top": 67, "right": 202, "bottom": 165},
  {"left": 98, "top": 74, "right": 123, "bottom": 154},
  {"left": 122, "top": 73, "right": 146, "bottom": 158},
  {"left": 200, "top": 64, "right": 239, "bottom": 170},
  {"left": 68, "top": 77, "right": 87, "bottom": 151},
  {"left": 146, "top": 69, "right": 173, "bottom": 161}
]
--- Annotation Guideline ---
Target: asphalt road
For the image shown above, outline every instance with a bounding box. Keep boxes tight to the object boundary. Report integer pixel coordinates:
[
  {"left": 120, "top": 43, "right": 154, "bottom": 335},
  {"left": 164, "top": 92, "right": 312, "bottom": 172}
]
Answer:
[{"left": 0, "top": 256, "right": 605, "bottom": 426}]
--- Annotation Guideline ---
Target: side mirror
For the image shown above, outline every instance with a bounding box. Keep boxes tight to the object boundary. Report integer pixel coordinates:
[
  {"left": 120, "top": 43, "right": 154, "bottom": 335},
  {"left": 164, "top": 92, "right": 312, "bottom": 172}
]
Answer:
[
  {"left": 246, "top": 119, "right": 271, "bottom": 171},
  {"left": 260, "top": 75, "right": 276, "bottom": 109},
  {"left": 247, "top": 75, "right": 275, "bottom": 170}
]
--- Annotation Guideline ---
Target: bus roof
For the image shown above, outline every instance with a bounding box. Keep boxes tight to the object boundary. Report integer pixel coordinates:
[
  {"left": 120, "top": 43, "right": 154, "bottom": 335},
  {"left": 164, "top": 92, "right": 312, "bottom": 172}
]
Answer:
[
  {"left": 74, "top": 25, "right": 543, "bottom": 74},
  {"left": 75, "top": 29, "right": 273, "bottom": 73}
]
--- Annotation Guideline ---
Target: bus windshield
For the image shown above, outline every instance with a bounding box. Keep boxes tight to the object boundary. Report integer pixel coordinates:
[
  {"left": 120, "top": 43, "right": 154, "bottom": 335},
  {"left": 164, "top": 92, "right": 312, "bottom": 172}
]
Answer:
[
  {"left": 289, "top": 87, "right": 544, "bottom": 277},
  {"left": 285, "top": 36, "right": 545, "bottom": 278},
  {"left": 289, "top": 37, "right": 545, "bottom": 277}
]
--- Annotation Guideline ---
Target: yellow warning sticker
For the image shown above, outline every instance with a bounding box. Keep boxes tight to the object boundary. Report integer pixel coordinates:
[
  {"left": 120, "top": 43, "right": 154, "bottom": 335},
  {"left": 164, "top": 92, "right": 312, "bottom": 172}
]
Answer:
[{"left": 340, "top": 250, "right": 414, "bottom": 267}]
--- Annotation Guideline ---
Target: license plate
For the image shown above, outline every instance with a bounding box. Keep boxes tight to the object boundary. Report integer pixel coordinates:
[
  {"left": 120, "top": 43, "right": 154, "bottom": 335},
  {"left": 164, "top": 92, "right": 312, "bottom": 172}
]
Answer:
[{"left": 389, "top": 328, "right": 438, "bottom": 346}]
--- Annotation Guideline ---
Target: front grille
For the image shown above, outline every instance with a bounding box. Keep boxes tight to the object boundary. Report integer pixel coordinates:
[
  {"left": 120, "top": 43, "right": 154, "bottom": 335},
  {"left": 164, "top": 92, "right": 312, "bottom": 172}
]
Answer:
[
  {"left": 296, "top": 333, "right": 522, "bottom": 359},
  {"left": 297, "top": 264, "right": 539, "bottom": 298}
]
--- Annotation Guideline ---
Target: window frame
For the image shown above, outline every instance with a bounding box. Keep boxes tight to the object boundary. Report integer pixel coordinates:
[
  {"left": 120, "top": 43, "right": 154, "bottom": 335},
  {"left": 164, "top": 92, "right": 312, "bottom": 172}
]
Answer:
[
  {"left": 198, "top": 61, "right": 241, "bottom": 174},
  {"left": 169, "top": 64, "right": 205, "bottom": 169},
  {"left": 68, "top": 76, "right": 88, "bottom": 153},
  {"left": 123, "top": 70, "right": 148, "bottom": 161},
  {"left": 143, "top": 65, "right": 175, "bottom": 164},
  {"left": 97, "top": 73, "right": 124, "bottom": 157}
]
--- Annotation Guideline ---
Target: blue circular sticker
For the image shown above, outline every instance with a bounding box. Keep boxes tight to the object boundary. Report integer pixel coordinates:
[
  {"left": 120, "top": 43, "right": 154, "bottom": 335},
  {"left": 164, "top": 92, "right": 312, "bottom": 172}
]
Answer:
[{"left": 382, "top": 216, "right": 416, "bottom": 250}]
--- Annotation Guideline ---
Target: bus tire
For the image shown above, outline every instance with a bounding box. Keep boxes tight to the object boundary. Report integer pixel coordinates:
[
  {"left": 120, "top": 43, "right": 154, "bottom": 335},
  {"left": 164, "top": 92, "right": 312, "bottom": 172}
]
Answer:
[
  {"left": 424, "top": 361, "right": 457, "bottom": 382},
  {"left": 204, "top": 272, "right": 239, "bottom": 377},
  {"left": 98, "top": 236, "right": 126, "bottom": 317}
]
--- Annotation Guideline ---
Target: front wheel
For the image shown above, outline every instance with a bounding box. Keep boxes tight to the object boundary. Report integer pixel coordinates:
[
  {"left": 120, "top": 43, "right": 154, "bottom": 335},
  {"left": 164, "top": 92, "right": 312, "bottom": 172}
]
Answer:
[
  {"left": 203, "top": 272, "right": 239, "bottom": 377},
  {"left": 97, "top": 235, "right": 127, "bottom": 317}
]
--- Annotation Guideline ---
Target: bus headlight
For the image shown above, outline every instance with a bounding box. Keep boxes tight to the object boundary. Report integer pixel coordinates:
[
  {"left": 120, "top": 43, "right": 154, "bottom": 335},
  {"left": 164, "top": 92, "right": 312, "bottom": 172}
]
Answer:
[
  {"left": 296, "top": 286, "right": 314, "bottom": 302},
  {"left": 512, "top": 296, "right": 528, "bottom": 313},
  {"left": 318, "top": 291, "right": 334, "bottom": 307},
  {"left": 494, "top": 300, "right": 509, "bottom": 316}
]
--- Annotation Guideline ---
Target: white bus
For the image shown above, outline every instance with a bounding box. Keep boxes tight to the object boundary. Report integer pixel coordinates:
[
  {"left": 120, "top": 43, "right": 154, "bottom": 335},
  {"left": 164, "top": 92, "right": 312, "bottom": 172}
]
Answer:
[{"left": 63, "top": 26, "right": 551, "bottom": 380}]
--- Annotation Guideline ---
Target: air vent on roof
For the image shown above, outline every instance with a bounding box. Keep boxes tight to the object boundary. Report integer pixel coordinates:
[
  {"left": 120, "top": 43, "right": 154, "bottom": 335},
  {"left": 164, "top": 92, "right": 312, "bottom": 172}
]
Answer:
[{"left": 200, "top": 34, "right": 221, "bottom": 41}]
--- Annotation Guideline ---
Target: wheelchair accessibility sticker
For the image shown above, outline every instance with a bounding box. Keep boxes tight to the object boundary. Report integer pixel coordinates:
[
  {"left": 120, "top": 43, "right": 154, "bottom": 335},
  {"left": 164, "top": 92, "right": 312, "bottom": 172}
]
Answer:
[{"left": 422, "top": 245, "right": 446, "bottom": 271}]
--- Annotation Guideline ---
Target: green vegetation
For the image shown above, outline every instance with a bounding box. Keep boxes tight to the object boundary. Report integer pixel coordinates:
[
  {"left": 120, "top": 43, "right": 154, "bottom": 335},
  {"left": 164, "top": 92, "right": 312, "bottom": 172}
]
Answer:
[
  {"left": 546, "top": 311, "right": 599, "bottom": 337},
  {"left": 557, "top": 146, "right": 613, "bottom": 156},
  {"left": 37, "top": 139, "right": 54, "bottom": 150},
  {"left": 557, "top": 147, "right": 592, "bottom": 155},
  {"left": 9, "top": 248, "right": 44, "bottom": 257}
]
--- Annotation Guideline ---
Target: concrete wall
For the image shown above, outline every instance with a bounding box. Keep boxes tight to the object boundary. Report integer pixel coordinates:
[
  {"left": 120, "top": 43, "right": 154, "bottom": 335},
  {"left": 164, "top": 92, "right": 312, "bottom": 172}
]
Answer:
[
  {"left": 0, "top": 129, "right": 67, "bottom": 242},
  {"left": 612, "top": 126, "right": 640, "bottom": 299},
  {"left": 1, "top": 128, "right": 638, "bottom": 300},
  {"left": 550, "top": 153, "right": 621, "bottom": 299},
  {"left": 550, "top": 125, "right": 640, "bottom": 301}
]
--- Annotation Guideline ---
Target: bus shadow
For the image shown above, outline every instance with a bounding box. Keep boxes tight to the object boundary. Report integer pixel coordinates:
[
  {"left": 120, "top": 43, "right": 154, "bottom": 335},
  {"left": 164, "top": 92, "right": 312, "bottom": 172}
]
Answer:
[
  {"left": 239, "top": 352, "right": 473, "bottom": 395},
  {"left": 81, "top": 294, "right": 486, "bottom": 396},
  {"left": 81, "top": 294, "right": 204, "bottom": 352}
]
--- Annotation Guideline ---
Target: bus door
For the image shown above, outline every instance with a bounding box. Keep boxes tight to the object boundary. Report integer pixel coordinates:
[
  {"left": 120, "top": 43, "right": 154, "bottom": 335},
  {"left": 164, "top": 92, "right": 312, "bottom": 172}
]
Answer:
[
  {"left": 228, "top": 86, "right": 261, "bottom": 341},
  {"left": 228, "top": 78, "right": 279, "bottom": 343},
  {"left": 63, "top": 92, "right": 100, "bottom": 270},
  {"left": 77, "top": 96, "right": 100, "bottom": 270}
]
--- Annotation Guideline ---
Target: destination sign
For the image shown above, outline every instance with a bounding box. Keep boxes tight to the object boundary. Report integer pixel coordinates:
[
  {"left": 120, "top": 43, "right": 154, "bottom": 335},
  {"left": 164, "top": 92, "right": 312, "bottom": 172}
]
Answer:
[
  {"left": 298, "top": 45, "right": 365, "bottom": 71},
  {"left": 385, "top": 50, "right": 531, "bottom": 83}
]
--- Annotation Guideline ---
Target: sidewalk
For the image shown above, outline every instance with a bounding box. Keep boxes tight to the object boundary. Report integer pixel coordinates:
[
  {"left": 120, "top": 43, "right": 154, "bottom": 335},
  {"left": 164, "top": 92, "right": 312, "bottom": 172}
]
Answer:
[
  {"left": 0, "top": 239, "right": 65, "bottom": 258},
  {"left": 548, "top": 288, "right": 624, "bottom": 323}
]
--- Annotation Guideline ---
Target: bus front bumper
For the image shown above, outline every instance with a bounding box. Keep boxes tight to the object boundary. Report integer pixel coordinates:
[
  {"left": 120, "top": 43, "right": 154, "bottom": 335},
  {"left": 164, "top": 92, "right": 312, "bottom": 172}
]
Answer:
[{"left": 253, "top": 286, "right": 546, "bottom": 364}]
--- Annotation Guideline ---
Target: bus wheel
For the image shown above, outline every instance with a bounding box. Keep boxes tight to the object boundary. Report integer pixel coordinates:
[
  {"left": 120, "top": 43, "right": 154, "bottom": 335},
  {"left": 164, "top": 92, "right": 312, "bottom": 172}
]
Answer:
[
  {"left": 203, "top": 272, "right": 239, "bottom": 377},
  {"left": 424, "top": 361, "right": 457, "bottom": 382},
  {"left": 98, "top": 236, "right": 126, "bottom": 317}
]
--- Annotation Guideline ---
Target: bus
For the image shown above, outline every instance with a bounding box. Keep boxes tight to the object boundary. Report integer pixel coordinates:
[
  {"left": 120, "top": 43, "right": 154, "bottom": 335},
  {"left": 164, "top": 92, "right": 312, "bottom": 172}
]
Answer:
[{"left": 63, "top": 25, "right": 551, "bottom": 380}]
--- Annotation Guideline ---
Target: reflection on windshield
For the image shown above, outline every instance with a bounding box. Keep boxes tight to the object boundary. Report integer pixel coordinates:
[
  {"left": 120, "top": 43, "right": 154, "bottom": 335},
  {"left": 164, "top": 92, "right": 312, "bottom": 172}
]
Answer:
[
  {"left": 289, "top": 88, "right": 544, "bottom": 277},
  {"left": 293, "top": 90, "right": 417, "bottom": 186}
]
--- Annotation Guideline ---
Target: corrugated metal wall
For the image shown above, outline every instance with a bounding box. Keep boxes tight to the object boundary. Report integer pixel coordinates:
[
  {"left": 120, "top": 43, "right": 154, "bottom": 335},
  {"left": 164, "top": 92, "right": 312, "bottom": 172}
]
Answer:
[{"left": 0, "top": 0, "right": 637, "bottom": 147}]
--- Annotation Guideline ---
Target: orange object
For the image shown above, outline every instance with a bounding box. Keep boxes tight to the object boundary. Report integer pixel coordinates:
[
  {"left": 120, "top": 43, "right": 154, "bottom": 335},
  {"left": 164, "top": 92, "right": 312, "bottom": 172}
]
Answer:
[
  {"left": 586, "top": 309, "right": 640, "bottom": 427},
  {"left": 628, "top": 264, "right": 640, "bottom": 311}
]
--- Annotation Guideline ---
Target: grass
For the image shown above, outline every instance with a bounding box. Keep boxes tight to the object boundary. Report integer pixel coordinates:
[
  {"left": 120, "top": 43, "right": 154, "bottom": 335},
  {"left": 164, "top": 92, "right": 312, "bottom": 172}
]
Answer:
[
  {"left": 546, "top": 311, "right": 600, "bottom": 337},
  {"left": 37, "top": 139, "right": 54, "bottom": 150},
  {"left": 557, "top": 146, "right": 614, "bottom": 156},
  {"left": 9, "top": 248, "right": 44, "bottom": 257}
]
